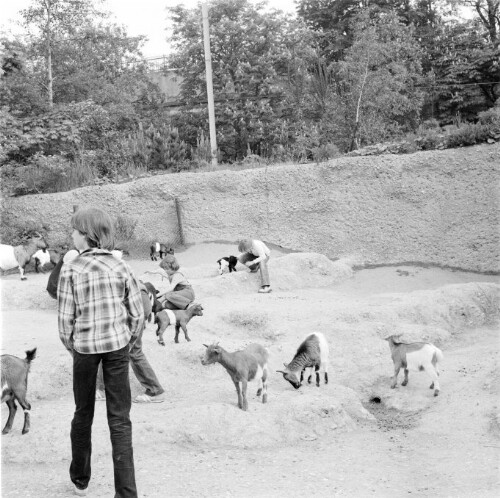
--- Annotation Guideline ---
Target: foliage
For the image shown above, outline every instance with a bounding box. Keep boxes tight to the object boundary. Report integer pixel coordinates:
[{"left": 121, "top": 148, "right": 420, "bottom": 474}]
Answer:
[
  {"left": 5, "top": 153, "right": 95, "bottom": 196},
  {"left": 430, "top": 18, "right": 500, "bottom": 122},
  {"left": 327, "top": 9, "right": 425, "bottom": 150},
  {"left": 167, "top": 0, "right": 313, "bottom": 160}
]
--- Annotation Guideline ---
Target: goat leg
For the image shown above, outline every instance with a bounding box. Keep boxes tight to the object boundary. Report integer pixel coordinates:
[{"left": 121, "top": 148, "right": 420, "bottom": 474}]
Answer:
[
  {"left": 233, "top": 380, "right": 243, "bottom": 410},
  {"left": 262, "top": 370, "right": 268, "bottom": 404},
  {"left": 2, "top": 399, "right": 17, "bottom": 435},
  {"left": 391, "top": 365, "right": 400, "bottom": 388},
  {"left": 174, "top": 325, "right": 180, "bottom": 343},
  {"left": 402, "top": 368, "right": 409, "bottom": 386},
  {"left": 180, "top": 323, "right": 191, "bottom": 342},
  {"left": 17, "top": 398, "right": 31, "bottom": 435},
  {"left": 315, "top": 365, "right": 320, "bottom": 387},
  {"left": 241, "top": 379, "right": 248, "bottom": 411}
]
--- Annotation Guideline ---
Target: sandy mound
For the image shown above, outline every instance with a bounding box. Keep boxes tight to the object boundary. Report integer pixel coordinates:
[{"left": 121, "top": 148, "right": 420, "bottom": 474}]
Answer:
[{"left": 193, "top": 253, "right": 353, "bottom": 298}]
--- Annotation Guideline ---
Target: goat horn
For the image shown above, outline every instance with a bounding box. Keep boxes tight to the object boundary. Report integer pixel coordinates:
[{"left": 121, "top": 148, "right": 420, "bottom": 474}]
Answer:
[
  {"left": 276, "top": 370, "right": 286, "bottom": 374},
  {"left": 203, "top": 344, "right": 208, "bottom": 348}
]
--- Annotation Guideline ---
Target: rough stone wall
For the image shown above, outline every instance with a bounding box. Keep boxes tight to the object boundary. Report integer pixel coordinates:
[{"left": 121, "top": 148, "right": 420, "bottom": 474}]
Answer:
[{"left": 1, "top": 143, "right": 499, "bottom": 272}]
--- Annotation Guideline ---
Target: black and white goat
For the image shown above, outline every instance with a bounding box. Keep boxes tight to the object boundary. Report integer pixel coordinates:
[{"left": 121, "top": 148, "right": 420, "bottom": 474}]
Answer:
[
  {"left": 141, "top": 281, "right": 163, "bottom": 322},
  {"left": 0, "top": 234, "right": 47, "bottom": 280},
  {"left": 150, "top": 242, "right": 174, "bottom": 261},
  {"left": 201, "top": 343, "right": 269, "bottom": 411},
  {"left": 32, "top": 248, "right": 51, "bottom": 272},
  {"left": 217, "top": 256, "right": 238, "bottom": 275},
  {"left": 1, "top": 348, "right": 37, "bottom": 435},
  {"left": 385, "top": 335, "right": 444, "bottom": 396},
  {"left": 277, "top": 332, "right": 329, "bottom": 389}
]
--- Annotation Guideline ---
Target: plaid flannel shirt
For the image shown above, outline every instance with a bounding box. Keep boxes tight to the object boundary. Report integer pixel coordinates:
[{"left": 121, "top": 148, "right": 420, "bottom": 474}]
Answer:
[{"left": 58, "top": 248, "right": 144, "bottom": 354}]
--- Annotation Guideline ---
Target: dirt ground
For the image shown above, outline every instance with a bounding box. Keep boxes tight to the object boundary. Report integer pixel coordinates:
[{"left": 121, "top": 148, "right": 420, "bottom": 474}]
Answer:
[{"left": 1, "top": 242, "right": 499, "bottom": 497}]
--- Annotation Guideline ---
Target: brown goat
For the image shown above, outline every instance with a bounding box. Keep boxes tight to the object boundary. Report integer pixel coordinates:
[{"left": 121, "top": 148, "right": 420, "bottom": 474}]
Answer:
[
  {"left": 154, "top": 303, "right": 204, "bottom": 345},
  {"left": 1, "top": 348, "right": 37, "bottom": 435}
]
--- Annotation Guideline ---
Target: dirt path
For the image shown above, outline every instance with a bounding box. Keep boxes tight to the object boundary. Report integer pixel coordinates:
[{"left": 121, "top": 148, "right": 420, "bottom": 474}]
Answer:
[{"left": 1, "top": 249, "right": 499, "bottom": 497}]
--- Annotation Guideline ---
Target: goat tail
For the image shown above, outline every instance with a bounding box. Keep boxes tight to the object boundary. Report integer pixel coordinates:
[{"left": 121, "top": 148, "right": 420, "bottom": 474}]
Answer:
[{"left": 25, "top": 348, "right": 37, "bottom": 364}]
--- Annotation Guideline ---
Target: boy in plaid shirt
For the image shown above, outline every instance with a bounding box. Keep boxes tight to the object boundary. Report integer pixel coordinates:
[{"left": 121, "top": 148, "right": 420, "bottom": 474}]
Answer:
[{"left": 58, "top": 207, "right": 143, "bottom": 497}]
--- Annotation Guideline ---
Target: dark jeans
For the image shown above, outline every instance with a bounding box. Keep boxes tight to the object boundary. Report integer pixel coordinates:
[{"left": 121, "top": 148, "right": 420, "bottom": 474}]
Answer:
[
  {"left": 71, "top": 346, "right": 137, "bottom": 498},
  {"left": 96, "top": 326, "right": 164, "bottom": 397}
]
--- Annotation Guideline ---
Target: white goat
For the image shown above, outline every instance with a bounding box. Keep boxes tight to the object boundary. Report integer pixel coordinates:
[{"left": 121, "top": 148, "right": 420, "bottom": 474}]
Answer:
[
  {"left": 1, "top": 348, "right": 37, "bottom": 435},
  {"left": 385, "top": 335, "right": 444, "bottom": 396},
  {"left": 32, "top": 248, "right": 51, "bottom": 272},
  {"left": 277, "top": 332, "right": 329, "bottom": 389},
  {"left": 0, "top": 234, "right": 47, "bottom": 280},
  {"left": 201, "top": 343, "right": 269, "bottom": 411}
]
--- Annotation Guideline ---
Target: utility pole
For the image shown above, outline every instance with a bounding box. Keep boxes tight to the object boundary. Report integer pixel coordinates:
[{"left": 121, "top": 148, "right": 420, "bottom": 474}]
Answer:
[{"left": 201, "top": 3, "right": 218, "bottom": 167}]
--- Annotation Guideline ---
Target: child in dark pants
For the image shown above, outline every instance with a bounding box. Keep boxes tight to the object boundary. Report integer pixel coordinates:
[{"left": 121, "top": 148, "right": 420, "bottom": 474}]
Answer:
[{"left": 58, "top": 207, "right": 142, "bottom": 497}]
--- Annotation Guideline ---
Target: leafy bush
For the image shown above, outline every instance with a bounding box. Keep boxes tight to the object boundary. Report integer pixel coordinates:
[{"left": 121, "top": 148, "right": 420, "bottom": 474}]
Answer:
[
  {"left": 312, "top": 143, "right": 341, "bottom": 163},
  {"left": 414, "top": 129, "right": 446, "bottom": 150},
  {"left": 10, "top": 154, "right": 95, "bottom": 195},
  {"left": 445, "top": 123, "right": 491, "bottom": 148},
  {"left": 477, "top": 106, "right": 500, "bottom": 127}
]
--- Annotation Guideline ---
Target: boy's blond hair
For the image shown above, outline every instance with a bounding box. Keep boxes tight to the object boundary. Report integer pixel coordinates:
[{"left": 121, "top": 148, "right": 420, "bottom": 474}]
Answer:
[{"left": 71, "top": 208, "right": 115, "bottom": 250}]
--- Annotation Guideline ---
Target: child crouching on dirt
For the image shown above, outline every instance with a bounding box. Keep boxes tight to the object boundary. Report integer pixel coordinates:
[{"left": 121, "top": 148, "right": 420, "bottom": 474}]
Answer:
[
  {"left": 237, "top": 238, "right": 272, "bottom": 293},
  {"left": 144, "top": 254, "right": 195, "bottom": 310}
]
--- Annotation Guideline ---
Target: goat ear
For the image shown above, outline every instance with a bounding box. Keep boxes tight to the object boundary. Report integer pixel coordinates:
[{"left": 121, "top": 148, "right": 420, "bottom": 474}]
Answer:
[{"left": 283, "top": 362, "right": 288, "bottom": 368}]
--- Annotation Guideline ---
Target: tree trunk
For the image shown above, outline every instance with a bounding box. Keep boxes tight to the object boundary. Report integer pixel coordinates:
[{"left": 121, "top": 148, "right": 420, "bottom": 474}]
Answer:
[{"left": 45, "top": 0, "right": 53, "bottom": 107}]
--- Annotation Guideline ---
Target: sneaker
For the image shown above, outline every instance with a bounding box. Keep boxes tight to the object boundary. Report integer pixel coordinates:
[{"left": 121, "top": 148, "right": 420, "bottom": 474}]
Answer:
[
  {"left": 133, "top": 393, "right": 165, "bottom": 403},
  {"left": 258, "top": 286, "right": 272, "bottom": 294},
  {"left": 95, "top": 389, "right": 106, "bottom": 401},
  {"left": 73, "top": 483, "right": 88, "bottom": 496}
]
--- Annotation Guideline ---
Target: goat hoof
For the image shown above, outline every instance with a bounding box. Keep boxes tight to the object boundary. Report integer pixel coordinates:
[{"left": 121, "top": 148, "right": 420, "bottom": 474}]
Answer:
[
  {"left": 390, "top": 385, "right": 396, "bottom": 389},
  {"left": 402, "top": 381, "right": 408, "bottom": 386},
  {"left": 21, "top": 277, "right": 27, "bottom": 281},
  {"left": 262, "top": 394, "right": 268, "bottom": 404},
  {"left": 434, "top": 390, "right": 440, "bottom": 397},
  {"left": 186, "top": 338, "right": 191, "bottom": 342}
]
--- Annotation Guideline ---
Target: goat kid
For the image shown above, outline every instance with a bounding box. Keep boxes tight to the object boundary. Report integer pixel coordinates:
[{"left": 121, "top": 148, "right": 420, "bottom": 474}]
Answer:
[
  {"left": 154, "top": 303, "right": 204, "bottom": 345},
  {"left": 385, "top": 335, "right": 443, "bottom": 396},
  {"left": 1, "top": 348, "right": 37, "bottom": 435},
  {"left": 0, "top": 234, "right": 47, "bottom": 280},
  {"left": 217, "top": 256, "right": 238, "bottom": 275},
  {"left": 32, "top": 248, "right": 51, "bottom": 273},
  {"left": 201, "top": 343, "right": 269, "bottom": 411},
  {"left": 277, "top": 332, "right": 329, "bottom": 389},
  {"left": 150, "top": 242, "right": 174, "bottom": 261}
]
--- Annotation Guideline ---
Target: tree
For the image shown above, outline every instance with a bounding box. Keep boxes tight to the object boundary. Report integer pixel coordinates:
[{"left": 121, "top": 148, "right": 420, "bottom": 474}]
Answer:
[
  {"left": 167, "top": 0, "right": 313, "bottom": 160},
  {"left": 327, "top": 9, "right": 425, "bottom": 150},
  {"left": 19, "top": 0, "right": 104, "bottom": 107}
]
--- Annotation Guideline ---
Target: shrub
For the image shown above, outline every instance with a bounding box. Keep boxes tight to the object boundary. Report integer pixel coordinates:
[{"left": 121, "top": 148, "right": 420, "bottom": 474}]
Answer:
[
  {"left": 11, "top": 154, "right": 95, "bottom": 195},
  {"left": 445, "top": 123, "right": 490, "bottom": 148},
  {"left": 415, "top": 129, "right": 446, "bottom": 150},
  {"left": 312, "top": 143, "right": 341, "bottom": 163},
  {"left": 477, "top": 106, "right": 500, "bottom": 127}
]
